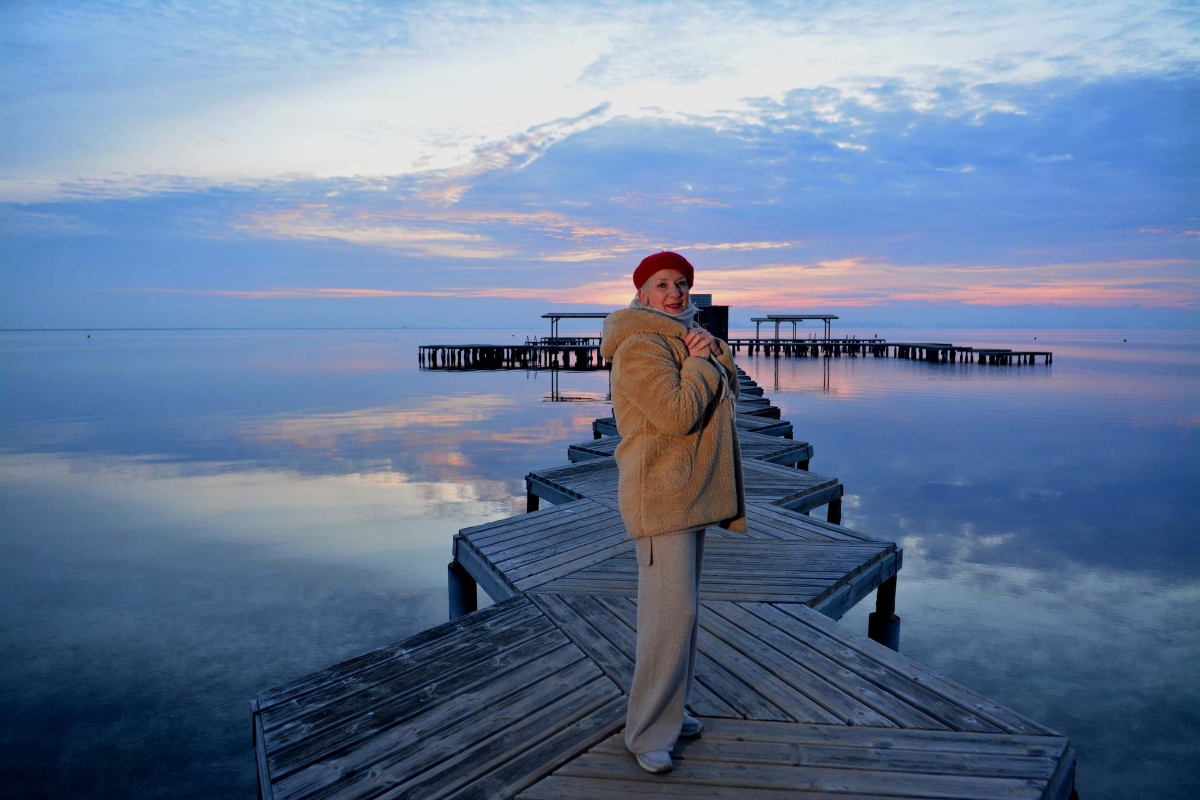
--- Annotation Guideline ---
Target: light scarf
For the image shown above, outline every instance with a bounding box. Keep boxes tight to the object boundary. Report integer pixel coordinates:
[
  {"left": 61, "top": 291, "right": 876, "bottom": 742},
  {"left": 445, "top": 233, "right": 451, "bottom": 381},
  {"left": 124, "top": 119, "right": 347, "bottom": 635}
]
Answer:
[{"left": 628, "top": 294, "right": 699, "bottom": 328}]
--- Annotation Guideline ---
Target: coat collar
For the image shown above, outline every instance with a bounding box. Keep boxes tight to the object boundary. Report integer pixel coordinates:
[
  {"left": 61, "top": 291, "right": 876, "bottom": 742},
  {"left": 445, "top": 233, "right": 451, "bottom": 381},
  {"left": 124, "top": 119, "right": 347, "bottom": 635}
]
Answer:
[{"left": 600, "top": 307, "right": 687, "bottom": 359}]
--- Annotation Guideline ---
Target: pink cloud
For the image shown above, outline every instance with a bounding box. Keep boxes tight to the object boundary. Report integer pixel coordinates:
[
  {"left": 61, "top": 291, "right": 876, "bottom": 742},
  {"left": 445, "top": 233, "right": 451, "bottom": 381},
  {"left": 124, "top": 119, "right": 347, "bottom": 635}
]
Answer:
[{"left": 126, "top": 257, "right": 1199, "bottom": 309}]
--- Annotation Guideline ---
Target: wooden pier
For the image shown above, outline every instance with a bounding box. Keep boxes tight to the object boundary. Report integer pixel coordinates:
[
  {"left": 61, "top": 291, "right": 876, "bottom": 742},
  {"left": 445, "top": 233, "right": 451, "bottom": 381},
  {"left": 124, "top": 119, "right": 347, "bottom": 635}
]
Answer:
[
  {"left": 419, "top": 340, "right": 606, "bottom": 371},
  {"left": 419, "top": 337, "right": 1052, "bottom": 370},
  {"left": 727, "top": 338, "right": 1052, "bottom": 364},
  {"left": 251, "top": 368, "right": 1076, "bottom": 800}
]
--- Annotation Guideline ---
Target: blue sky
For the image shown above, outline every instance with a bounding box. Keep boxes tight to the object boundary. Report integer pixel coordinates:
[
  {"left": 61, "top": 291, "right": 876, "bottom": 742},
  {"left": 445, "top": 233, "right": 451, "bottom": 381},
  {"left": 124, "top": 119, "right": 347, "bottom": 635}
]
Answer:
[{"left": 2, "top": 0, "right": 1197, "bottom": 329}]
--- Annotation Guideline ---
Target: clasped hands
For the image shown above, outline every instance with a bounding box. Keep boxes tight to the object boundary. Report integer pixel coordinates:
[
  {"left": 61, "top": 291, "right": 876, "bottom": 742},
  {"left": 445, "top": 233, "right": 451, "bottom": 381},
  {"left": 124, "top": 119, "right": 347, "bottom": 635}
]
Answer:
[{"left": 683, "top": 327, "right": 717, "bottom": 358}]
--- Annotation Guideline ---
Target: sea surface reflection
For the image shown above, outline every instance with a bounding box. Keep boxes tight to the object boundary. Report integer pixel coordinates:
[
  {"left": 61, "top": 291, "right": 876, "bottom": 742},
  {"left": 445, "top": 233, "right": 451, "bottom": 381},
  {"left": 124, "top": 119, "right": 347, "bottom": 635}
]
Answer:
[
  {"left": 1, "top": 327, "right": 1197, "bottom": 798},
  {"left": 739, "top": 327, "right": 1200, "bottom": 799}
]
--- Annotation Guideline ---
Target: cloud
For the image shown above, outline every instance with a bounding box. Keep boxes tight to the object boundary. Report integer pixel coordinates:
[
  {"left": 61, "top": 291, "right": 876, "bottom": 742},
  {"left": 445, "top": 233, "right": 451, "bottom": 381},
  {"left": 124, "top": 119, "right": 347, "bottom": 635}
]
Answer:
[
  {"left": 231, "top": 185, "right": 651, "bottom": 258},
  {"left": 235, "top": 204, "right": 511, "bottom": 259},
  {"left": 684, "top": 241, "right": 798, "bottom": 252},
  {"left": 124, "top": 256, "right": 1199, "bottom": 309},
  {"left": 0, "top": 209, "right": 106, "bottom": 236},
  {"left": 4, "top": 1, "right": 1196, "bottom": 201},
  {"left": 415, "top": 104, "right": 613, "bottom": 204}
]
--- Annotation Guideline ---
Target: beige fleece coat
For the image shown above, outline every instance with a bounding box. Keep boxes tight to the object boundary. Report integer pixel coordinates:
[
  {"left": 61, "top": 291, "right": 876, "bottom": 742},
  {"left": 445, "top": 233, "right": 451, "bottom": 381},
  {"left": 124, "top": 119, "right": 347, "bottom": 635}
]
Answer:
[{"left": 600, "top": 308, "right": 746, "bottom": 539}]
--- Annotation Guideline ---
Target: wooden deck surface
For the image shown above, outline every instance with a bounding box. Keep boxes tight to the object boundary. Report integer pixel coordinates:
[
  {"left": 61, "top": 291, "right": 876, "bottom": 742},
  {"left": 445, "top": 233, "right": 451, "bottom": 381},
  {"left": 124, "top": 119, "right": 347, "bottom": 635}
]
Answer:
[
  {"left": 252, "top": 595, "right": 1071, "bottom": 800},
  {"left": 567, "top": 431, "right": 814, "bottom": 467},
  {"left": 252, "top": 366, "right": 1074, "bottom": 799},
  {"left": 525, "top": 457, "right": 841, "bottom": 515},
  {"left": 593, "top": 413, "right": 794, "bottom": 439}
]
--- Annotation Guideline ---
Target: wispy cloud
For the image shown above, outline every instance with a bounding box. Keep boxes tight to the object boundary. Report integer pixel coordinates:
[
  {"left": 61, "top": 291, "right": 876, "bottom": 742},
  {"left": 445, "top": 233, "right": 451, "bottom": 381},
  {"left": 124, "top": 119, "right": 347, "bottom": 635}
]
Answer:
[
  {"left": 126, "top": 257, "right": 1199, "bottom": 309},
  {"left": 0, "top": 209, "right": 106, "bottom": 236},
  {"left": 235, "top": 205, "right": 511, "bottom": 259},
  {"left": 684, "top": 241, "right": 798, "bottom": 252},
  {"left": 414, "top": 104, "right": 612, "bottom": 204},
  {"left": 4, "top": 1, "right": 1195, "bottom": 201}
]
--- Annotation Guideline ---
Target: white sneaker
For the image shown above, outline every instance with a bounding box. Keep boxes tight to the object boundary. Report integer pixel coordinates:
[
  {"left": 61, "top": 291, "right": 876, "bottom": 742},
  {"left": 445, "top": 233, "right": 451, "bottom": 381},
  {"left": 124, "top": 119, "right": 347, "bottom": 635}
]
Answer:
[
  {"left": 636, "top": 750, "right": 673, "bottom": 773},
  {"left": 680, "top": 713, "right": 704, "bottom": 738}
]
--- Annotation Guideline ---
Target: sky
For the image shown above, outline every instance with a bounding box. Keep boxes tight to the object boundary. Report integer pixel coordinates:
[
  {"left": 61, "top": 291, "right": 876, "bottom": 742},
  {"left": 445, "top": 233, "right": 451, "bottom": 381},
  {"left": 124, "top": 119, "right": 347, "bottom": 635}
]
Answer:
[{"left": 1, "top": 0, "right": 1198, "bottom": 330}]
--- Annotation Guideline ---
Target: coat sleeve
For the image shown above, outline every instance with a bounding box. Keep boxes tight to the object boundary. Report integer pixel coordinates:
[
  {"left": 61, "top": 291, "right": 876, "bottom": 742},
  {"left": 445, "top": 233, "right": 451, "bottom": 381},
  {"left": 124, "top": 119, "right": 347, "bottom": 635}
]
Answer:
[
  {"left": 616, "top": 333, "right": 722, "bottom": 436},
  {"left": 712, "top": 339, "right": 737, "bottom": 381}
]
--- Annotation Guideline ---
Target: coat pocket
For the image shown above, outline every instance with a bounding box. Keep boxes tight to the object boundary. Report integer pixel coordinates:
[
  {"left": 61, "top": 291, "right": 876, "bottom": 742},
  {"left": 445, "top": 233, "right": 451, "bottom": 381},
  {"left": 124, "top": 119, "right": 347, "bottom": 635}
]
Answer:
[{"left": 644, "top": 435, "right": 693, "bottom": 496}]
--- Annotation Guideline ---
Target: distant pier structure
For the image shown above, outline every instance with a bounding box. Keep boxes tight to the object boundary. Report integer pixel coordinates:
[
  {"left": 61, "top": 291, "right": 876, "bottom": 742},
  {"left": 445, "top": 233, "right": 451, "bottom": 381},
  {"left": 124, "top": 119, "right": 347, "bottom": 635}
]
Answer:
[{"left": 419, "top": 304, "right": 1051, "bottom": 370}]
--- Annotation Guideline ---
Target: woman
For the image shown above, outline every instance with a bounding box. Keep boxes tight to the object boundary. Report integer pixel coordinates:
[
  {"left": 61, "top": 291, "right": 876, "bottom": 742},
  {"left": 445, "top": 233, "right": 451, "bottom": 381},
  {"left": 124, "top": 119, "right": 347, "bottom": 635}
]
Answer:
[{"left": 599, "top": 250, "right": 746, "bottom": 774}]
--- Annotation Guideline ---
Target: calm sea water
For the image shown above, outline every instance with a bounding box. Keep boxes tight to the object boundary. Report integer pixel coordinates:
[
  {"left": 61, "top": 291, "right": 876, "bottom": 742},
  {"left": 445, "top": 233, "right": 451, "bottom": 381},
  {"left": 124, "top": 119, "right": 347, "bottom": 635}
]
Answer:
[{"left": 1, "top": 327, "right": 1197, "bottom": 799}]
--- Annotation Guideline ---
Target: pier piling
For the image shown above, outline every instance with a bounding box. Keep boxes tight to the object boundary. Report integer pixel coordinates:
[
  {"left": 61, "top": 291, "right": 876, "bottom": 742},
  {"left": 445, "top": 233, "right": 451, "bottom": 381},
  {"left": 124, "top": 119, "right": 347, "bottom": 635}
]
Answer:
[
  {"left": 447, "top": 560, "right": 478, "bottom": 620},
  {"left": 868, "top": 575, "right": 902, "bottom": 651}
]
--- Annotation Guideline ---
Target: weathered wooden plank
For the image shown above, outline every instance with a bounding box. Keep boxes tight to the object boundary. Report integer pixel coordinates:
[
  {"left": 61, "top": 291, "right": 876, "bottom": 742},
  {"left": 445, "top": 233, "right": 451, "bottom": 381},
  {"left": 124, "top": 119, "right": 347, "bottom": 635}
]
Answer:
[
  {"left": 746, "top": 604, "right": 1000, "bottom": 733},
  {"left": 539, "top": 585, "right": 842, "bottom": 605},
  {"left": 262, "top": 600, "right": 545, "bottom": 733},
  {"left": 460, "top": 505, "right": 589, "bottom": 546},
  {"left": 600, "top": 596, "right": 792, "bottom": 722},
  {"left": 516, "top": 544, "right": 635, "bottom": 592},
  {"left": 746, "top": 503, "right": 877, "bottom": 542},
  {"left": 273, "top": 650, "right": 600, "bottom": 800},
  {"left": 812, "top": 552, "right": 901, "bottom": 620},
  {"left": 459, "top": 499, "right": 598, "bottom": 543},
  {"left": 573, "top": 594, "right": 742, "bottom": 719},
  {"left": 774, "top": 604, "right": 1055, "bottom": 736},
  {"left": 469, "top": 502, "right": 614, "bottom": 553},
  {"left": 697, "top": 605, "right": 895, "bottom": 727},
  {"left": 253, "top": 701, "right": 276, "bottom": 800},
  {"left": 568, "top": 431, "right": 812, "bottom": 467},
  {"left": 442, "top": 695, "right": 628, "bottom": 800},
  {"left": 585, "top": 731, "right": 1062, "bottom": 779},
  {"left": 267, "top": 627, "right": 568, "bottom": 777},
  {"left": 527, "top": 475, "right": 585, "bottom": 505},
  {"left": 489, "top": 515, "right": 625, "bottom": 569},
  {"left": 532, "top": 593, "right": 635, "bottom": 692},
  {"left": 488, "top": 520, "right": 627, "bottom": 571},
  {"left": 455, "top": 536, "right": 519, "bottom": 602},
  {"left": 481, "top": 515, "right": 623, "bottom": 561},
  {"left": 504, "top": 531, "right": 631, "bottom": 584},
  {"left": 257, "top": 596, "right": 536, "bottom": 715},
  {"left": 748, "top": 502, "right": 889, "bottom": 544},
  {"left": 595, "top": 414, "right": 793, "bottom": 438},
  {"left": 548, "top": 749, "right": 1049, "bottom": 799},
  {"left": 1043, "top": 746, "right": 1076, "bottom": 800},
  {"left": 359, "top": 680, "right": 623, "bottom": 800},
  {"left": 709, "top": 602, "right": 948, "bottom": 730},
  {"left": 522, "top": 775, "right": 876, "bottom": 800},
  {"left": 666, "top": 717, "right": 1069, "bottom": 756},
  {"left": 532, "top": 578, "right": 638, "bottom": 597},
  {"left": 696, "top": 616, "right": 844, "bottom": 724}
]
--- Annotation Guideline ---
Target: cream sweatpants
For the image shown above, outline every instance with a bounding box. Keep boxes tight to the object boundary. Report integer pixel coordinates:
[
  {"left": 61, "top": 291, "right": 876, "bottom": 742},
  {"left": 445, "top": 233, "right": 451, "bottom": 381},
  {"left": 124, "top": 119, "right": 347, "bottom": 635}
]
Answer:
[{"left": 624, "top": 528, "right": 706, "bottom": 755}]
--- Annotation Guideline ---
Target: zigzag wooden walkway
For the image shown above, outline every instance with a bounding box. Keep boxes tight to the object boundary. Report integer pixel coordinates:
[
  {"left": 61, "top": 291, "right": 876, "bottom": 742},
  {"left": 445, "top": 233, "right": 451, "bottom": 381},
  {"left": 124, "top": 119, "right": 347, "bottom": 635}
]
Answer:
[{"left": 251, "top": 368, "right": 1076, "bottom": 800}]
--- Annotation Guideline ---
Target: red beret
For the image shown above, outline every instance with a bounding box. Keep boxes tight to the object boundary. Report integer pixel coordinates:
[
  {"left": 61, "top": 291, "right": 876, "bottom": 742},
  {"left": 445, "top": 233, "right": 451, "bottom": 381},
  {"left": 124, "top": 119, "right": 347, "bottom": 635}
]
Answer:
[{"left": 633, "top": 251, "right": 694, "bottom": 290}]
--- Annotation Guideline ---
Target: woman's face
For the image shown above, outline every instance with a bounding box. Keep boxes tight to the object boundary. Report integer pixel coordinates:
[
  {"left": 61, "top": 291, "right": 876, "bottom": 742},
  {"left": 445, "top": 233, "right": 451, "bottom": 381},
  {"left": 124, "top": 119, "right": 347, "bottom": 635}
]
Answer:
[{"left": 638, "top": 268, "right": 690, "bottom": 314}]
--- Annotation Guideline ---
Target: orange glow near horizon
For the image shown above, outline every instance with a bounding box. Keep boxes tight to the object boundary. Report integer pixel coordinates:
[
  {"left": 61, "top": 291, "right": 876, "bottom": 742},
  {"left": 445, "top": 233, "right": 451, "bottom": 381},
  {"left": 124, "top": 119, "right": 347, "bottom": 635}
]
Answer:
[{"left": 127, "top": 256, "right": 1199, "bottom": 309}]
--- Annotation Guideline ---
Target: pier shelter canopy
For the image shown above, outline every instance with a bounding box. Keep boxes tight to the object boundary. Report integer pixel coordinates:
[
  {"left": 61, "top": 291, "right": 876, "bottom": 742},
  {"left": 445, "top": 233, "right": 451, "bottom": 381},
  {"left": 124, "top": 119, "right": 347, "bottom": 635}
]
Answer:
[
  {"left": 752, "top": 314, "right": 839, "bottom": 341},
  {"left": 541, "top": 312, "right": 610, "bottom": 339}
]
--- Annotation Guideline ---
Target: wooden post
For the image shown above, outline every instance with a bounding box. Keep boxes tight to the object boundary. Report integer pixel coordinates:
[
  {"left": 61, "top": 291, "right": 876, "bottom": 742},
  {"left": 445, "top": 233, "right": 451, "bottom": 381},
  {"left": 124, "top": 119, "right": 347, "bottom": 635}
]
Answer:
[
  {"left": 868, "top": 575, "right": 901, "bottom": 651},
  {"left": 526, "top": 487, "right": 540, "bottom": 512},
  {"left": 447, "top": 561, "right": 478, "bottom": 620},
  {"left": 798, "top": 459, "right": 810, "bottom": 470},
  {"left": 827, "top": 497, "right": 842, "bottom": 524}
]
